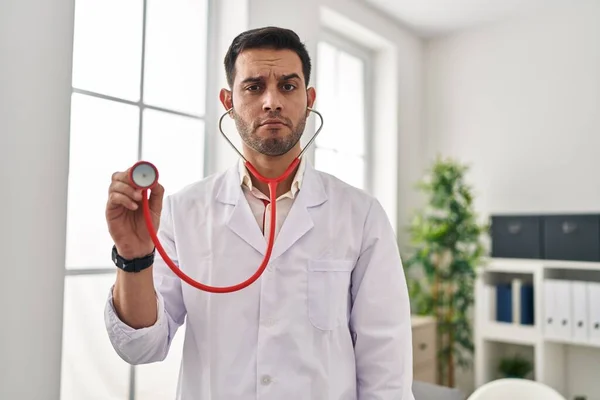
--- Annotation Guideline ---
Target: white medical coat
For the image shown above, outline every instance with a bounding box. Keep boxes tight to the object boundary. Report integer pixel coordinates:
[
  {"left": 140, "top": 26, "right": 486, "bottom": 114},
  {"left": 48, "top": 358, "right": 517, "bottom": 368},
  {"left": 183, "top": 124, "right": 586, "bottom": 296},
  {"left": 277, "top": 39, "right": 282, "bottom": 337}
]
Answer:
[{"left": 105, "top": 160, "right": 414, "bottom": 400}]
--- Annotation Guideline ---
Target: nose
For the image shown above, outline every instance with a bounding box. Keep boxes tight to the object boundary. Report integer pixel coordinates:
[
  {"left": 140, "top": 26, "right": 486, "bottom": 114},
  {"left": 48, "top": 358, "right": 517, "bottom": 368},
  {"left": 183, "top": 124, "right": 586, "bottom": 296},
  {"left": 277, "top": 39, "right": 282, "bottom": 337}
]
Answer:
[{"left": 262, "top": 87, "right": 283, "bottom": 112}]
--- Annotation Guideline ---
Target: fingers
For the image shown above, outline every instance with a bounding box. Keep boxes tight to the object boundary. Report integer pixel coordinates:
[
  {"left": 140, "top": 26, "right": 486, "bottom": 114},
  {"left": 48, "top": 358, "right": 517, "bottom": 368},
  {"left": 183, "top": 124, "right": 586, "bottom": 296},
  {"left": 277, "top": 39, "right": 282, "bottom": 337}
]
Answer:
[
  {"left": 110, "top": 180, "right": 143, "bottom": 201},
  {"left": 108, "top": 169, "right": 164, "bottom": 213},
  {"left": 108, "top": 169, "right": 143, "bottom": 211},
  {"left": 111, "top": 170, "right": 131, "bottom": 185},
  {"left": 148, "top": 182, "right": 165, "bottom": 215},
  {"left": 108, "top": 191, "right": 139, "bottom": 211}
]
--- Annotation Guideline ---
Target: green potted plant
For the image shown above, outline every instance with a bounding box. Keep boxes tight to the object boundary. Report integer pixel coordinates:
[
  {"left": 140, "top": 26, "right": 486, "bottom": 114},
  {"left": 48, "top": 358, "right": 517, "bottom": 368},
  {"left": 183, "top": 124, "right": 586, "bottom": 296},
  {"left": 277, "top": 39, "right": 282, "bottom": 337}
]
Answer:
[
  {"left": 404, "top": 156, "right": 488, "bottom": 387},
  {"left": 498, "top": 354, "right": 533, "bottom": 379}
]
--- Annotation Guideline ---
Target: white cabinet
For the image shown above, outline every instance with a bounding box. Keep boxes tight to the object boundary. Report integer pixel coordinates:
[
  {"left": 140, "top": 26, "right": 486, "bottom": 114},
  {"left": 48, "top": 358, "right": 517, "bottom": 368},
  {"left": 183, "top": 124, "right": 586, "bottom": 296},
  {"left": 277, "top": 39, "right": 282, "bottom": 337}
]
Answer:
[
  {"left": 411, "top": 316, "right": 437, "bottom": 384},
  {"left": 475, "top": 258, "right": 600, "bottom": 398}
]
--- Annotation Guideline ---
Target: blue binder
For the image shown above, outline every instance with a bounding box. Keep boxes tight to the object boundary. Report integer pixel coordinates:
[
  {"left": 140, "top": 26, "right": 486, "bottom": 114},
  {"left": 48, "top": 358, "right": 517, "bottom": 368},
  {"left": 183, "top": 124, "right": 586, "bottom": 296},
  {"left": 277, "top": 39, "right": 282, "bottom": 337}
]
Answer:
[
  {"left": 520, "top": 284, "right": 534, "bottom": 325},
  {"left": 496, "top": 283, "right": 513, "bottom": 323}
]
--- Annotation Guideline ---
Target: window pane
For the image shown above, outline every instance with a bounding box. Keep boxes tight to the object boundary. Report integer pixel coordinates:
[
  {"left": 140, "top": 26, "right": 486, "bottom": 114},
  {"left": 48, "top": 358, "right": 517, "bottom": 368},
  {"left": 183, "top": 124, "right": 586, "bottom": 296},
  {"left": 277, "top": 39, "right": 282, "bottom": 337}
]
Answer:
[
  {"left": 315, "top": 43, "right": 366, "bottom": 157},
  {"left": 144, "top": 0, "right": 208, "bottom": 115},
  {"left": 60, "top": 274, "right": 130, "bottom": 400},
  {"left": 66, "top": 94, "right": 139, "bottom": 269},
  {"left": 315, "top": 41, "right": 340, "bottom": 151},
  {"left": 337, "top": 50, "right": 365, "bottom": 156},
  {"left": 72, "top": 0, "right": 143, "bottom": 100},
  {"left": 315, "top": 148, "right": 365, "bottom": 190},
  {"left": 142, "top": 109, "right": 205, "bottom": 196},
  {"left": 135, "top": 325, "right": 186, "bottom": 399}
]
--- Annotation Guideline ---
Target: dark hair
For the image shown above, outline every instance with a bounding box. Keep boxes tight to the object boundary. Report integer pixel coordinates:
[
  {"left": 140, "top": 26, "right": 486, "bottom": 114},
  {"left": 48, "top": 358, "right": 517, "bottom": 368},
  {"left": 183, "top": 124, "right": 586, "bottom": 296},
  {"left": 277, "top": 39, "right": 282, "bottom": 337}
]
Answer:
[{"left": 224, "top": 26, "right": 312, "bottom": 88}]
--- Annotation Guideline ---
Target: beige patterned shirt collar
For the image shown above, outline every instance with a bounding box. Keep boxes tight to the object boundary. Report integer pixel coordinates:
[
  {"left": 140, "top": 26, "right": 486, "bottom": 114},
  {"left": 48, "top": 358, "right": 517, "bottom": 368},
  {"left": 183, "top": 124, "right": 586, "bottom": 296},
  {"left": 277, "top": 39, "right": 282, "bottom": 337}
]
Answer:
[{"left": 238, "top": 155, "right": 306, "bottom": 200}]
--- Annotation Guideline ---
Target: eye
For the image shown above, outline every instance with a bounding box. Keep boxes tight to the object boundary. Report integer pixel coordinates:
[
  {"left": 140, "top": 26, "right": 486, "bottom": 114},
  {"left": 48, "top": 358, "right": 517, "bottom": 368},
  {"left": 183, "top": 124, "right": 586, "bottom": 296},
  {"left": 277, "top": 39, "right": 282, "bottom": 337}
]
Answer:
[
  {"left": 246, "top": 85, "right": 261, "bottom": 92},
  {"left": 282, "top": 83, "right": 296, "bottom": 92}
]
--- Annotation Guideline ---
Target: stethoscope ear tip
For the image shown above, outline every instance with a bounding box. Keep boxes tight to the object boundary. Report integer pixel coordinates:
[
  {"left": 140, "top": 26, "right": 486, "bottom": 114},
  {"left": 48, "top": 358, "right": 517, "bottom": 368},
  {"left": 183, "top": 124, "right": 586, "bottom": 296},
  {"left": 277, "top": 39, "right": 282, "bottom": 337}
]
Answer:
[{"left": 130, "top": 160, "right": 159, "bottom": 190}]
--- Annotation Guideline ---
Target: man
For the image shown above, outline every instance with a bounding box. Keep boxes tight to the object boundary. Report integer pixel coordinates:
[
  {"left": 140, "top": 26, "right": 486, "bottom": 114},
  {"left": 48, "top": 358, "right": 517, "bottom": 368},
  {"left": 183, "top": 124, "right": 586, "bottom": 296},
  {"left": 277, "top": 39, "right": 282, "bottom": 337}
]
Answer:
[{"left": 104, "top": 26, "right": 414, "bottom": 399}]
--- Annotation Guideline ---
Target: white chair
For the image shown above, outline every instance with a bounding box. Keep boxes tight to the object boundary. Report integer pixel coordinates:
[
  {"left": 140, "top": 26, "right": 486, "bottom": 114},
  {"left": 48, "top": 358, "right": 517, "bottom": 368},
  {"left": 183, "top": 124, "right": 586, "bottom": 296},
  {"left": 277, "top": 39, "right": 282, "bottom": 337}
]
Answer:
[{"left": 467, "top": 378, "right": 566, "bottom": 400}]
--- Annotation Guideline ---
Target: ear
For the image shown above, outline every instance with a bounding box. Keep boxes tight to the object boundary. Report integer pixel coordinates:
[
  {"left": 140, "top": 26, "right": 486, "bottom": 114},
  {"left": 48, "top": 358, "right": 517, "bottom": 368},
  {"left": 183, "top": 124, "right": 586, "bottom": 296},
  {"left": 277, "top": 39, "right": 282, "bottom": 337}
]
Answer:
[
  {"left": 306, "top": 86, "right": 316, "bottom": 114},
  {"left": 219, "top": 88, "right": 233, "bottom": 111}
]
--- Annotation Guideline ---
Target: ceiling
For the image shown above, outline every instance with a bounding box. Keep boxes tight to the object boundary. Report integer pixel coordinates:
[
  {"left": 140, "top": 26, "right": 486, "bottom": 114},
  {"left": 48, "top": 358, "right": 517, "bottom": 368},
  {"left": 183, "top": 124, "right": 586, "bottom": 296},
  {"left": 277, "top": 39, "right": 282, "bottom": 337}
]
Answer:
[{"left": 362, "top": 0, "right": 573, "bottom": 37}]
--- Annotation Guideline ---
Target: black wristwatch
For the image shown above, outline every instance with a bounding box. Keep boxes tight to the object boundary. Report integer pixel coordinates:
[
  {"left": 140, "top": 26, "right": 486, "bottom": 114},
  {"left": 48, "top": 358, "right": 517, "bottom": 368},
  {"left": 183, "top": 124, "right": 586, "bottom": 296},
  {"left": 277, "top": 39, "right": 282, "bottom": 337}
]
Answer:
[{"left": 112, "top": 245, "right": 155, "bottom": 273}]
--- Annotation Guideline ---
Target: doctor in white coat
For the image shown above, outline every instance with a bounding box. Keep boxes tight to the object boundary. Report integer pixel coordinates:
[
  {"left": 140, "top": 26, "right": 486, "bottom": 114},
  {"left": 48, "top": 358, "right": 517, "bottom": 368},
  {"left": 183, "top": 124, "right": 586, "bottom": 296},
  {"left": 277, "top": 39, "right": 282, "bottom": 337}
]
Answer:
[{"left": 104, "top": 26, "right": 414, "bottom": 400}]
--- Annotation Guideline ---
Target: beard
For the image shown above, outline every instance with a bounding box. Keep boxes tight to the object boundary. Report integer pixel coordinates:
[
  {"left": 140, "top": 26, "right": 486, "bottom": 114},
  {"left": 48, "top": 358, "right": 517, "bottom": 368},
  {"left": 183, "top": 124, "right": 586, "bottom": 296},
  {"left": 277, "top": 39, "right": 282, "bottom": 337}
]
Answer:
[{"left": 233, "top": 110, "right": 307, "bottom": 157}]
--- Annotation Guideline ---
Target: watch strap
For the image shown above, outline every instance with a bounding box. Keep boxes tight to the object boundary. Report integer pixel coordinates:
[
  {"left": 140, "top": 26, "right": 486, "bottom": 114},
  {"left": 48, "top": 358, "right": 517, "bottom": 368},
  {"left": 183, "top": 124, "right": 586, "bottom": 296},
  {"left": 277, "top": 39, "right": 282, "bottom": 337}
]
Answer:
[{"left": 112, "top": 245, "right": 155, "bottom": 273}]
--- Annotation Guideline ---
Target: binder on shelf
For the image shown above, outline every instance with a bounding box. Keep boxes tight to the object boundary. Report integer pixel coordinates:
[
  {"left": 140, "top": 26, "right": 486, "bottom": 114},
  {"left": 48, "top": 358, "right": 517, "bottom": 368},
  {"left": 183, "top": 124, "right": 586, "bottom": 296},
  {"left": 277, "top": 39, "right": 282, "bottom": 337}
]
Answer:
[
  {"left": 571, "top": 281, "right": 588, "bottom": 341},
  {"left": 512, "top": 279, "right": 521, "bottom": 324},
  {"left": 496, "top": 283, "right": 512, "bottom": 323},
  {"left": 543, "top": 280, "right": 557, "bottom": 339},
  {"left": 588, "top": 282, "right": 600, "bottom": 345},
  {"left": 544, "top": 279, "right": 572, "bottom": 340},
  {"left": 520, "top": 283, "right": 535, "bottom": 325}
]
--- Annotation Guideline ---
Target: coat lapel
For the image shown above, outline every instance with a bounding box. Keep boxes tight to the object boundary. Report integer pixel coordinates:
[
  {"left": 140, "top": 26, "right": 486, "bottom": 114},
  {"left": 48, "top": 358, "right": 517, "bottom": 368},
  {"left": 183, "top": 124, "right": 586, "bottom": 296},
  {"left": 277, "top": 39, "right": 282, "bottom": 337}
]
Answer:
[
  {"left": 270, "top": 161, "right": 327, "bottom": 262},
  {"left": 216, "top": 165, "right": 267, "bottom": 256},
  {"left": 215, "top": 161, "right": 328, "bottom": 260}
]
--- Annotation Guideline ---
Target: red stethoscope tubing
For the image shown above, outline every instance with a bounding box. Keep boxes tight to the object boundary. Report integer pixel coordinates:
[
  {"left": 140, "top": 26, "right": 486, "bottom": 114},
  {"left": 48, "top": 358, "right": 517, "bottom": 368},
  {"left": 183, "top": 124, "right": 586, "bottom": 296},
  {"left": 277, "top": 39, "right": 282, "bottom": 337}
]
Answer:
[{"left": 131, "top": 158, "right": 300, "bottom": 294}]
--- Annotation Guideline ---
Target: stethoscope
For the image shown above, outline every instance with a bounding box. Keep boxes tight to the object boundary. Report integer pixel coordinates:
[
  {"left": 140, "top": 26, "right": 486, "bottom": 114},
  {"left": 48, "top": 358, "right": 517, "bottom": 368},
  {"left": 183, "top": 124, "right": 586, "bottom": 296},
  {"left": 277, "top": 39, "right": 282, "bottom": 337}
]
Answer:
[{"left": 129, "top": 107, "right": 324, "bottom": 293}]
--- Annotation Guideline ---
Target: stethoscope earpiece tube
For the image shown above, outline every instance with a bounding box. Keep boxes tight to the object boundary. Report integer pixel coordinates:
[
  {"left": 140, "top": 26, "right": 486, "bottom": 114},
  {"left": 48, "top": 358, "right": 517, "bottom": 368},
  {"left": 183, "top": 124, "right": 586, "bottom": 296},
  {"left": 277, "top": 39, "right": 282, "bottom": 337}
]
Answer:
[
  {"left": 218, "top": 107, "right": 324, "bottom": 163},
  {"left": 132, "top": 108, "right": 324, "bottom": 293}
]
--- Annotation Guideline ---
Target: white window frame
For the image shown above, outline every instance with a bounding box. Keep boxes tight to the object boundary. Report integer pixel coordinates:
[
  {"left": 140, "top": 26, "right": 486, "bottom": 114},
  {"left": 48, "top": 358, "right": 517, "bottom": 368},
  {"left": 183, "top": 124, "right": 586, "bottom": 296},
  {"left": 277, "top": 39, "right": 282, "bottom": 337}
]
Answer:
[
  {"left": 64, "top": 0, "right": 214, "bottom": 398},
  {"left": 313, "top": 28, "right": 374, "bottom": 193},
  {"left": 66, "top": 1, "right": 212, "bottom": 274}
]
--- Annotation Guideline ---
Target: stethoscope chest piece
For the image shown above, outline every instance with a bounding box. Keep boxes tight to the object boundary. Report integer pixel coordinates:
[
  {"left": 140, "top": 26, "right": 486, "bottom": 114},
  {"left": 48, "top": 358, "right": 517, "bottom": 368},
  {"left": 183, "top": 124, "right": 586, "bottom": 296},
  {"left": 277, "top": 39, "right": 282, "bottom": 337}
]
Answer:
[{"left": 130, "top": 161, "right": 159, "bottom": 190}]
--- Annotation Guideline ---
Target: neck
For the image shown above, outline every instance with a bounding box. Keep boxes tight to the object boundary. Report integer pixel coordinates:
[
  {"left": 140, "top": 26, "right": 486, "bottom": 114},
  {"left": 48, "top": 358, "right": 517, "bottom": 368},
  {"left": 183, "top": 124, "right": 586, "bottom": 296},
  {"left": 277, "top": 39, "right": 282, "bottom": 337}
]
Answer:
[{"left": 243, "top": 145, "right": 301, "bottom": 198}]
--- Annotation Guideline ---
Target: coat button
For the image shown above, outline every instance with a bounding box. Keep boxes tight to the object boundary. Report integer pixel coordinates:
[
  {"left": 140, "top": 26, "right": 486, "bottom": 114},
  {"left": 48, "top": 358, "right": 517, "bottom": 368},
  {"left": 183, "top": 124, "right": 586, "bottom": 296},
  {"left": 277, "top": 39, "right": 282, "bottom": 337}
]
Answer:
[{"left": 261, "top": 375, "right": 272, "bottom": 385}]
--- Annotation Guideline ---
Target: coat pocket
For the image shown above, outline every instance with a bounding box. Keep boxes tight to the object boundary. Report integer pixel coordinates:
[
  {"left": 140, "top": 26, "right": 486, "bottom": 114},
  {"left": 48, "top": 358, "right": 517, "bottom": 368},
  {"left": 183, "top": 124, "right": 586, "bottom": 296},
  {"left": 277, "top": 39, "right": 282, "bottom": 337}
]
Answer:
[{"left": 307, "top": 259, "right": 354, "bottom": 331}]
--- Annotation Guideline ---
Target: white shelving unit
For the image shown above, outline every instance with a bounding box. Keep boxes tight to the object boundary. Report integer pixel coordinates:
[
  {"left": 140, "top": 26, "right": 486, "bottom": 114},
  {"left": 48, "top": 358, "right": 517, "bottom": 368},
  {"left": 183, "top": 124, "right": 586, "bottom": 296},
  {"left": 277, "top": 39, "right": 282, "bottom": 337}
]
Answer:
[{"left": 475, "top": 258, "right": 600, "bottom": 400}]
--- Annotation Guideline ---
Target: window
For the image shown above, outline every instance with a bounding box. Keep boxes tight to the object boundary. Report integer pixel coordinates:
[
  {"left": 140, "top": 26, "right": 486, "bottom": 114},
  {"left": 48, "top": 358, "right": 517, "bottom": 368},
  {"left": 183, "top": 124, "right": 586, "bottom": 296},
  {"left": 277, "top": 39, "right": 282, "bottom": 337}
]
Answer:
[
  {"left": 61, "top": 0, "right": 209, "bottom": 399},
  {"left": 314, "top": 32, "right": 372, "bottom": 191}
]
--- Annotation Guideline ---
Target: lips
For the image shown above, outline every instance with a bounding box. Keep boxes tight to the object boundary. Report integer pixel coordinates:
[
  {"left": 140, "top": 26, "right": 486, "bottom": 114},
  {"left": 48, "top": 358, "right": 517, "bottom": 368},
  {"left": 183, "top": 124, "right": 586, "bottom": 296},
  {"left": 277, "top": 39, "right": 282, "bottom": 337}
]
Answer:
[{"left": 260, "top": 119, "right": 287, "bottom": 127}]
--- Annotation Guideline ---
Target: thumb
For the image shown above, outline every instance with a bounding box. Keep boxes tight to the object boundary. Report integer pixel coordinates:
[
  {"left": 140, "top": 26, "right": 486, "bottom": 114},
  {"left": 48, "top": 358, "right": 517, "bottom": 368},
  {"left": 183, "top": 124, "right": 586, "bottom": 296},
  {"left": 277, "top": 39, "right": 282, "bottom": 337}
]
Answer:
[{"left": 148, "top": 183, "right": 165, "bottom": 215}]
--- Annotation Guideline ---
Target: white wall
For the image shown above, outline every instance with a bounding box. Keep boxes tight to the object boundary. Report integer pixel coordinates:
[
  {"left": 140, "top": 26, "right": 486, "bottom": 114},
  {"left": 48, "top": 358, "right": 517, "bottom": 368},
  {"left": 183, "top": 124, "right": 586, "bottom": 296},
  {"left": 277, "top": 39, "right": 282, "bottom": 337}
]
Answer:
[
  {"left": 425, "top": 1, "right": 600, "bottom": 217},
  {"left": 424, "top": 0, "right": 600, "bottom": 394},
  {"left": 0, "top": 0, "right": 74, "bottom": 399}
]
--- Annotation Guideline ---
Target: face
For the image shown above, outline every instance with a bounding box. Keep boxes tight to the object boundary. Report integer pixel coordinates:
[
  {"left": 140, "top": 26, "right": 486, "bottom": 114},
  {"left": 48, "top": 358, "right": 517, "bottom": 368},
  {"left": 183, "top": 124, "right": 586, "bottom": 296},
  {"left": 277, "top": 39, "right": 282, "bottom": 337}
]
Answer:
[{"left": 220, "top": 48, "right": 316, "bottom": 157}]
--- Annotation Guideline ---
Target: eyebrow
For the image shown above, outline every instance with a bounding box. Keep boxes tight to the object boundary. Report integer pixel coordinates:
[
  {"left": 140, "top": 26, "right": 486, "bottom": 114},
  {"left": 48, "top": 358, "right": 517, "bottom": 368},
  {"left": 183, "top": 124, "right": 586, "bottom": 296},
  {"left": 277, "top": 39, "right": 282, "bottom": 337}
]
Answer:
[{"left": 240, "top": 73, "right": 301, "bottom": 85}]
